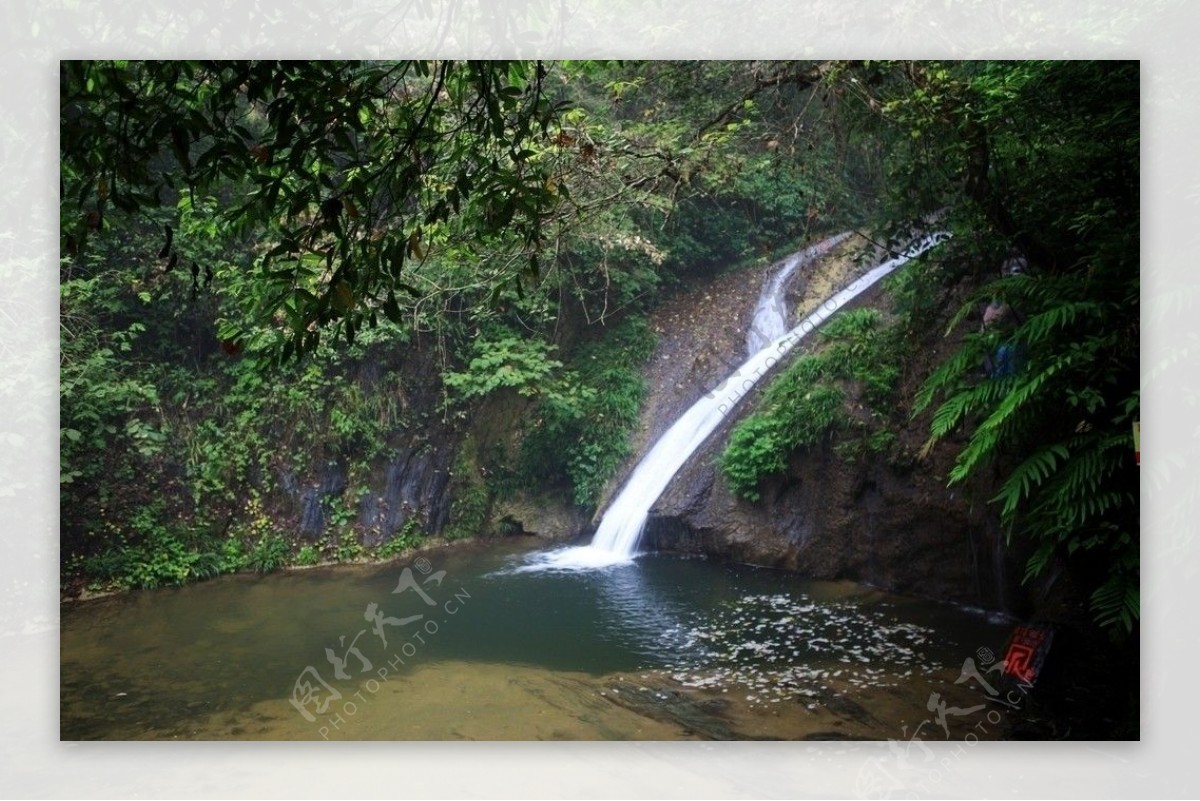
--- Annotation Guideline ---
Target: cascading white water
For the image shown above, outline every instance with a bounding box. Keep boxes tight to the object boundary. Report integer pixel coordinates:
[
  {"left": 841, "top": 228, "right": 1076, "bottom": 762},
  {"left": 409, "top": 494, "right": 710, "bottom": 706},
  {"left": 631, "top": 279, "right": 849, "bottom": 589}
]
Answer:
[
  {"left": 523, "top": 232, "right": 951, "bottom": 571},
  {"left": 745, "top": 232, "right": 853, "bottom": 357}
]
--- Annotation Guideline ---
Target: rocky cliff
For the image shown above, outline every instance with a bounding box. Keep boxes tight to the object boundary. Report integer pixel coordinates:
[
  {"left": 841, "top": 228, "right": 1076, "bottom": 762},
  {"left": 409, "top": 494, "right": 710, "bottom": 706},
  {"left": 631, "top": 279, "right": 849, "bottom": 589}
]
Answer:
[{"left": 617, "top": 234, "right": 1029, "bottom": 614}]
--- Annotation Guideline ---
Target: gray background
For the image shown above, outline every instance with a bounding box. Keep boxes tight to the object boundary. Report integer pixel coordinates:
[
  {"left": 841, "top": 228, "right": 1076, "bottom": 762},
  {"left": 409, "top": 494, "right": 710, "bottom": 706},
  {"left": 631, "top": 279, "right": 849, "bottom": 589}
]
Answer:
[{"left": 3, "top": 2, "right": 1189, "bottom": 797}]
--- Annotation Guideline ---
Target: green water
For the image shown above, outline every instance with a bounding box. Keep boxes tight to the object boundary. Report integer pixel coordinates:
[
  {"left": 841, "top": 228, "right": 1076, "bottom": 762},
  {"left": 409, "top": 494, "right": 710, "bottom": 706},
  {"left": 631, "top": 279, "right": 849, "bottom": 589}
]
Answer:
[{"left": 60, "top": 540, "right": 1012, "bottom": 740}]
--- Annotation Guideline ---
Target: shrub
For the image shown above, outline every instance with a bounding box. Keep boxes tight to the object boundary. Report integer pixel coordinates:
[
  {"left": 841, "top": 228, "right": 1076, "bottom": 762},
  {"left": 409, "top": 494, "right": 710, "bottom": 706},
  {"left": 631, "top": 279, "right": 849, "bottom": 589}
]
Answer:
[
  {"left": 332, "top": 537, "right": 365, "bottom": 563},
  {"left": 246, "top": 534, "right": 289, "bottom": 574},
  {"left": 443, "top": 329, "right": 564, "bottom": 401},
  {"left": 520, "top": 317, "right": 656, "bottom": 508},
  {"left": 294, "top": 544, "right": 321, "bottom": 566},
  {"left": 375, "top": 518, "right": 423, "bottom": 559},
  {"left": 720, "top": 307, "right": 905, "bottom": 500}
]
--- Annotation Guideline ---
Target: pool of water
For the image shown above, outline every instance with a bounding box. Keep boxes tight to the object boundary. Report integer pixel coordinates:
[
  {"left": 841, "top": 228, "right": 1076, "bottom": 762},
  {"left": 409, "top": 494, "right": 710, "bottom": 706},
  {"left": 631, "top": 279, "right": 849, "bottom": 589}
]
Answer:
[{"left": 61, "top": 539, "right": 1013, "bottom": 740}]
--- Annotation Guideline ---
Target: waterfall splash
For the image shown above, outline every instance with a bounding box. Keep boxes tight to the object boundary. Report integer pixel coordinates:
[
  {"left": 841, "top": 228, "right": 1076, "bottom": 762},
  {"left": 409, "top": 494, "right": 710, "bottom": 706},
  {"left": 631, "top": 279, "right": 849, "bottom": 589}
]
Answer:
[
  {"left": 745, "top": 232, "right": 853, "bottom": 357},
  {"left": 519, "top": 232, "right": 950, "bottom": 572}
]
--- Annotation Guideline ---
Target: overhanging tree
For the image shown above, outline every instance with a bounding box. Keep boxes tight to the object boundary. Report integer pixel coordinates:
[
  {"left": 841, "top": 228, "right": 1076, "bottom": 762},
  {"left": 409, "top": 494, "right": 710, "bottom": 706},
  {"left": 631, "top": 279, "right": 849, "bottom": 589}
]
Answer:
[{"left": 61, "top": 60, "right": 570, "bottom": 359}]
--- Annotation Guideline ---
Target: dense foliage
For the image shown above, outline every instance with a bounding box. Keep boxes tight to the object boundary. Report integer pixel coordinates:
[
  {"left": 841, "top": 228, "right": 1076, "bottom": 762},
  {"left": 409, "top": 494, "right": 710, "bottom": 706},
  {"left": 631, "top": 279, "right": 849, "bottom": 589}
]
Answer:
[
  {"left": 61, "top": 59, "right": 850, "bottom": 589},
  {"left": 721, "top": 308, "right": 905, "bottom": 500},
  {"left": 519, "top": 317, "right": 657, "bottom": 508},
  {"left": 889, "top": 62, "right": 1139, "bottom": 636},
  {"left": 61, "top": 59, "right": 1138, "bottom": 642},
  {"left": 61, "top": 60, "right": 565, "bottom": 359},
  {"left": 61, "top": 214, "right": 426, "bottom": 589},
  {"left": 720, "top": 61, "right": 1139, "bottom": 635}
]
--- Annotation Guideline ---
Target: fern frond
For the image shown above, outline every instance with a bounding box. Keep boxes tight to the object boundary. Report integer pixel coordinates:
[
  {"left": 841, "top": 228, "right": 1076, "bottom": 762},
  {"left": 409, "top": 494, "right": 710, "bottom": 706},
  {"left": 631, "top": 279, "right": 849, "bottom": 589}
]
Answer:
[
  {"left": 990, "top": 444, "right": 1070, "bottom": 517},
  {"left": 974, "top": 354, "right": 1069, "bottom": 435},
  {"left": 1091, "top": 571, "right": 1139, "bottom": 635},
  {"left": 1013, "top": 300, "right": 1103, "bottom": 348},
  {"left": 943, "top": 296, "right": 980, "bottom": 336},
  {"left": 1023, "top": 540, "right": 1058, "bottom": 583},
  {"left": 913, "top": 342, "right": 987, "bottom": 414}
]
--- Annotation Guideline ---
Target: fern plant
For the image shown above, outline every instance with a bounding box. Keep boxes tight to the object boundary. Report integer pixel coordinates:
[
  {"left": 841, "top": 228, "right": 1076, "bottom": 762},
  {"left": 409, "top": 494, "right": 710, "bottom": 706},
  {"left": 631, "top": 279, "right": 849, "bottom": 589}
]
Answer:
[
  {"left": 914, "top": 268, "right": 1139, "bottom": 636},
  {"left": 856, "top": 59, "right": 1141, "bottom": 637}
]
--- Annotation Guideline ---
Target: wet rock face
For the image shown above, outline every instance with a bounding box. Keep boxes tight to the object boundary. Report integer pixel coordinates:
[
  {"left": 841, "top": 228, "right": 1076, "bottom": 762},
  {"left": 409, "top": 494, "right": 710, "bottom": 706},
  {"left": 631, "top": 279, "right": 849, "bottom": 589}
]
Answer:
[
  {"left": 624, "top": 235, "right": 1024, "bottom": 613},
  {"left": 275, "top": 442, "right": 455, "bottom": 545},
  {"left": 264, "top": 342, "right": 462, "bottom": 545},
  {"left": 643, "top": 401, "right": 1016, "bottom": 611},
  {"left": 492, "top": 494, "right": 591, "bottom": 543},
  {"left": 361, "top": 444, "right": 455, "bottom": 542}
]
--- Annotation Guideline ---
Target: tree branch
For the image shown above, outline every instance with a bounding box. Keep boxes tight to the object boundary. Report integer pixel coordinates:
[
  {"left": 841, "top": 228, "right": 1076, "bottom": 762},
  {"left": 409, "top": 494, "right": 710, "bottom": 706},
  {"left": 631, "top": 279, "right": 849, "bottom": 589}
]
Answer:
[{"left": 692, "top": 61, "right": 830, "bottom": 143}]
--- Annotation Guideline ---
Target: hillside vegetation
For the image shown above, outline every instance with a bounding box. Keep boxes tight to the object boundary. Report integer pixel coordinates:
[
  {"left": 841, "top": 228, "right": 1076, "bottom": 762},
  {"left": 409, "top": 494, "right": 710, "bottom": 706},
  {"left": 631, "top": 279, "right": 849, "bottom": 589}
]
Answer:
[{"left": 60, "top": 60, "right": 1138, "bottom": 638}]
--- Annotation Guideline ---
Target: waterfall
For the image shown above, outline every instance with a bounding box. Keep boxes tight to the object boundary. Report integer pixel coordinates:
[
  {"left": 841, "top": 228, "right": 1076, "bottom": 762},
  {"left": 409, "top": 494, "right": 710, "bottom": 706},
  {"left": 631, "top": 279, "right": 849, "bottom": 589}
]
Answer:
[
  {"left": 523, "top": 232, "right": 951, "bottom": 571},
  {"left": 745, "top": 232, "right": 853, "bottom": 357}
]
